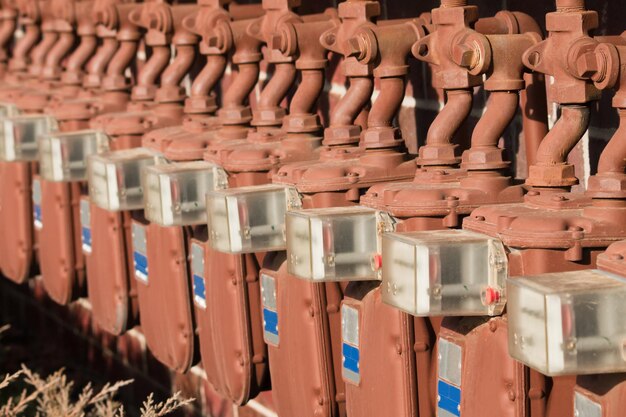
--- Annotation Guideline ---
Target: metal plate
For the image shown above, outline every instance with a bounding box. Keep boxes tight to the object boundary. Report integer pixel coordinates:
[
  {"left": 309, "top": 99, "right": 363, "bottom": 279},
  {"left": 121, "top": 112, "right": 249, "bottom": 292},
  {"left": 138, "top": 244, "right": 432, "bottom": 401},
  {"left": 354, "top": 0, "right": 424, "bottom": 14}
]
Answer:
[
  {"left": 438, "top": 338, "right": 462, "bottom": 417},
  {"left": 191, "top": 242, "right": 206, "bottom": 309},
  {"left": 132, "top": 222, "right": 148, "bottom": 284},
  {"left": 261, "top": 273, "right": 279, "bottom": 346},
  {"left": 32, "top": 177, "right": 42, "bottom": 229},
  {"left": 574, "top": 392, "right": 602, "bottom": 417},
  {"left": 341, "top": 305, "right": 360, "bottom": 385},
  {"left": 80, "top": 199, "right": 92, "bottom": 254}
]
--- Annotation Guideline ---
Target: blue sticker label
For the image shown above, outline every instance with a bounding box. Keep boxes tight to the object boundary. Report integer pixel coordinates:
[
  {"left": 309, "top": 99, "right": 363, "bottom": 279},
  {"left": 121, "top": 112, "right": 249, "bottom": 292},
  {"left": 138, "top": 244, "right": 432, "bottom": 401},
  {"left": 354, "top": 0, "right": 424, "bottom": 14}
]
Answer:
[
  {"left": 133, "top": 251, "right": 148, "bottom": 283},
  {"left": 342, "top": 342, "right": 360, "bottom": 376},
  {"left": 193, "top": 274, "right": 206, "bottom": 309},
  {"left": 263, "top": 308, "right": 279, "bottom": 337},
  {"left": 438, "top": 379, "right": 461, "bottom": 417},
  {"left": 33, "top": 205, "right": 42, "bottom": 229},
  {"left": 261, "top": 274, "right": 279, "bottom": 346},
  {"left": 81, "top": 226, "right": 92, "bottom": 253}
]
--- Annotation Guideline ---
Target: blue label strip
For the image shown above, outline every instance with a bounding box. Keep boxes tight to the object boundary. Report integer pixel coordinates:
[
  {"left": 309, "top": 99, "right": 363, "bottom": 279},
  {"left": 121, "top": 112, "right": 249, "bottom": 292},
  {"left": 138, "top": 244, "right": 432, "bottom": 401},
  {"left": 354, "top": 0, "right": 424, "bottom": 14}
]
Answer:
[
  {"left": 133, "top": 251, "right": 148, "bottom": 282},
  {"left": 34, "top": 205, "right": 42, "bottom": 227},
  {"left": 438, "top": 379, "right": 461, "bottom": 417},
  {"left": 342, "top": 343, "right": 360, "bottom": 375},
  {"left": 81, "top": 226, "right": 92, "bottom": 253},
  {"left": 193, "top": 274, "right": 206, "bottom": 308},
  {"left": 263, "top": 308, "right": 279, "bottom": 336}
]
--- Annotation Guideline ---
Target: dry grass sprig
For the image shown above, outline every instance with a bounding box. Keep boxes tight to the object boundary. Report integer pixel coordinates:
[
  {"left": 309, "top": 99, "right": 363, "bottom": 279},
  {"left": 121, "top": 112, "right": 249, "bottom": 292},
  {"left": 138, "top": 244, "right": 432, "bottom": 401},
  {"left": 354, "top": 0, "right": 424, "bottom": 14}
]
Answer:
[
  {"left": 139, "top": 392, "right": 195, "bottom": 417},
  {"left": 0, "top": 365, "right": 191, "bottom": 417}
]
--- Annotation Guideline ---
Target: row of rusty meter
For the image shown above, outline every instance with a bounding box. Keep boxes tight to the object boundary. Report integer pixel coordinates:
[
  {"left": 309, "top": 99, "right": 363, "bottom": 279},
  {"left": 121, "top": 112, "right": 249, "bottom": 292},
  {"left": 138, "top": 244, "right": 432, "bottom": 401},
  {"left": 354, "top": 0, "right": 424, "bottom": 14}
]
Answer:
[{"left": 0, "top": 0, "right": 625, "bottom": 416}]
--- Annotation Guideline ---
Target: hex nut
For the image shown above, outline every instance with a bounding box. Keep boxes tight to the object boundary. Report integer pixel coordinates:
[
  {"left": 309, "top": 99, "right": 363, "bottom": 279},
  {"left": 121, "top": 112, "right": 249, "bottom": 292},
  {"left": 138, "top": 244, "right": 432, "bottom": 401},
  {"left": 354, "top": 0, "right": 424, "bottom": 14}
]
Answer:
[{"left": 526, "top": 164, "right": 578, "bottom": 187}]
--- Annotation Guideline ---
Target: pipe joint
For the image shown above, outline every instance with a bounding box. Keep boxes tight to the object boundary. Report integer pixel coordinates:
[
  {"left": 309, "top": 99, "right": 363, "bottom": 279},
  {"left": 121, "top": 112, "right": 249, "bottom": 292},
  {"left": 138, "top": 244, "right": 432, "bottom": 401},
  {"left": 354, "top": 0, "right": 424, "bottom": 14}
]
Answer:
[
  {"left": 523, "top": 6, "right": 599, "bottom": 104},
  {"left": 413, "top": 4, "right": 482, "bottom": 90}
]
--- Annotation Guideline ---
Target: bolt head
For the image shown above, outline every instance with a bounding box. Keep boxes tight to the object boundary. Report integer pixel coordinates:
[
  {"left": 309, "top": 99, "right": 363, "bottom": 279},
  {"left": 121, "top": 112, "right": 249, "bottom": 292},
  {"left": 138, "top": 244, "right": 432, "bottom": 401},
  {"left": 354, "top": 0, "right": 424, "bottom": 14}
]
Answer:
[
  {"left": 575, "top": 52, "right": 600, "bottom": 79},
  {"left": 451, "top": 44, "right": 475, "bottom": 69},
  {"left": 346, "top": 37, "right": 362, "bottom": 58}
]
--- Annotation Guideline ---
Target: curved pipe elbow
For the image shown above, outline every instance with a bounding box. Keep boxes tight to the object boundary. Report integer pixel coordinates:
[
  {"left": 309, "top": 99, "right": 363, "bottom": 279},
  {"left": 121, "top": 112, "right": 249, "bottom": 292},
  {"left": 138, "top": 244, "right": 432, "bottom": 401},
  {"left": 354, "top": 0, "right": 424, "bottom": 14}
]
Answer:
[
  {"left": 471, "top": 91, "right": 519, "bottom": 148},
  {"left": 44, "top": 32, "right": 76, "bottom": 70},
  {"left": 426, "top": 89, "right": 473, "bottom": 146},
  {"left": 30, "top": 31, "right": 59, "bottom": 69},
  {"left": 222, "top": 62, "right": 260, "bottom": 108},
  {"left": 160, "top": 44, "right": 196, "bottom": 87},
  {"left": 65, "top": 35, "right": 97, "bottom": 72},
  {"left": 136, "top": 45, "right": 171, "bottom": 87},
  {"left": 257, "top": 62, "right": 297, "bottom": 110},
  {"left": 105, "top": 40, "right": 139, "bottom": 77},
  {"left": 11, "top": 24, "right": 40, "bottom": 64},
  {"left": 511, "top": 12, "right": 542, "bottom": 36},
  {"left": 190, "top": 55, "right": 227, "bottom": 98},
  {"left": 0, "top": 17, "right": 17, "bottom": 55},
  {"left": 597, "top": 109, "right": 626, "bottom": 174},
  {"left": 368, "top": 77, "right": 405, "bottom": 128},
  {"left": 330, "top": 76, "right": 374, "bottom": 127},
  {"left": 475, "top": 11, "right": 541, "bottom": 36},
  {"left": 289, "top": 68, "right": 325, "bottom": 115},
  {"left": 535, "top": 105, "right": 590, "bottom": 166},
  {"left": 86, "top": 37, "right": 118, "bottom": 76}
]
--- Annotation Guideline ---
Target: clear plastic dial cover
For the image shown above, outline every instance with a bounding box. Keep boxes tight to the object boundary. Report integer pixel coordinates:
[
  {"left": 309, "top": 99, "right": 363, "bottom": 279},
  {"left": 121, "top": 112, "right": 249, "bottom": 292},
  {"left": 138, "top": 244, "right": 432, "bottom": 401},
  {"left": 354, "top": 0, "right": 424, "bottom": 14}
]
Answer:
[
  {"left": 286, "top": 206, "right": 378, "bottom": 282},
  {"left": 89, "top": 148, "right": 164, "bottom": 211},
  {"left": 207, "top": 184, "right": 301, "bottom": 254},
  {"left": 381, "top": 230, "right": 507, "bottom": 317},
  {"left": 508, "top": 269, "right": 626, "bottom": 376},
  {"left": 143, "top": 161, "right": 226, "bottom": 226},
  {"left": 0, "top": 115, "right": 57, "bottom": 162},
  {"left": 39, "top": 130, "right": 109, "bottom": 181}
]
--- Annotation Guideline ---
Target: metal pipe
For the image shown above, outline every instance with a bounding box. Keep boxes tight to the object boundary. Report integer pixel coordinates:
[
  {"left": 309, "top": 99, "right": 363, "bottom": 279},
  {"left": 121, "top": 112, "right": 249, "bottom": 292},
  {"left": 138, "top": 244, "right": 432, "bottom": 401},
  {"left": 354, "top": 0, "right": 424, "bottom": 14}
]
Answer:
[
  {"left": 441, "top": 0, "right": 467, "bottom": 8},
  {"left": 471, "top": 91, "right": 518, "bottom": 148},
  {"left": 368, "top": 76, "right": 405, "bottom": 129},
  {"left": 521, "top": 72, "right": 549, "bottom": 167},
  {"left": 160, "top": 43, "right": 196, "bottom": 87},
  {"left": 10, "top": 22, "right": 40, "bottom": 68},
  {"left": 597, "top": 109, "right": 626, "bottom": 174},
  {"left": 289, "top": 68, "right": 325, "bottom": 115},
  {"left": 425, "top": 89, "right": 473, "bottom": 147},
  {"left": 556, "top": 0, "right": 585, "bottom": 12},
  {"left": 104, "top": 39, "right": 139, "bottom": 82},
  {"left": 43, "top": 32, "right": 76, "bottom": 76},
  {"left": 30, "top": 30, "right": 59, "bottom": 74},
  {"left": 221, "top": 62, "right": 260, "bottom": 109},
  {"left": 228, "top": 3, "right": 265, "bottom": 20},
  {"left": 65, "top": 33, "right": 97, "bottom": 74},
  {"left": 0, "top": 13, "right": 17, "bottom": 60},
  {"left": 534, "top": 105, "right": 590, "bottom": 166},
  {"left": 256, "top": 62, "right": 297, "bottom": 111},
  {"left": 330, "top": 76, "right": 374, "bottom": 127},
  {"left": 136, "top": 45, "right": 171, "bottom": 88},
  {"left": 85, "top": 37, "right": 118, "bottom": 78},
  {"left": 190, "top": 54, "right": 227, "bottom": 98}
]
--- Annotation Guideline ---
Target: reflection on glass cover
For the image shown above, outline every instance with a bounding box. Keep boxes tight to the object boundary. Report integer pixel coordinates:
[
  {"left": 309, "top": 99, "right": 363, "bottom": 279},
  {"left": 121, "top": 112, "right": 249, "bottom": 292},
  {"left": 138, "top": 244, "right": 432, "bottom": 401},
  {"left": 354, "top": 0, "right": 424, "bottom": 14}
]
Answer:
[
  {"left": 381, "top": 230, "right": 507, "bottom": 317},
  {"left": 89, "top": 148, "right": 164, "bottom": 211},
  {"left": 508, "top": 269, "right": 626, "bottom": 376}
]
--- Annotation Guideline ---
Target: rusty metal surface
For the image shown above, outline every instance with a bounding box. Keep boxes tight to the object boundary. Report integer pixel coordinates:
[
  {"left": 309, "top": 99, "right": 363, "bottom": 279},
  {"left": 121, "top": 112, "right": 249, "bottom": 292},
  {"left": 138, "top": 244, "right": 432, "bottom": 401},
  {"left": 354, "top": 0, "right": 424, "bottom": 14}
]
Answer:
[
  {"left": 84, "top": 201, "right": 136, "bottom": 335},
  {"left": 197, "top": 244, "right": 271, "bottom": 405},
  {"left": 135, "top": 220, "right": 197, "bottom": 373},
  {"left": 0, "top": 161, "right": 35, "bottom": 283}
]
